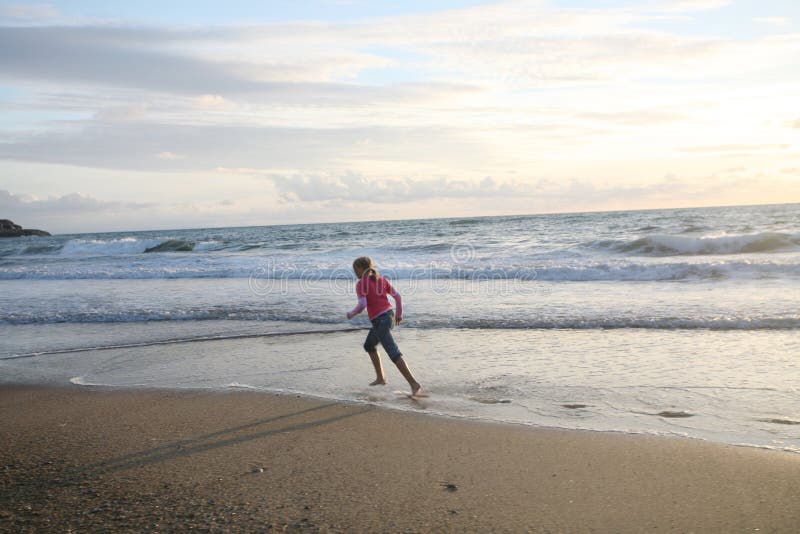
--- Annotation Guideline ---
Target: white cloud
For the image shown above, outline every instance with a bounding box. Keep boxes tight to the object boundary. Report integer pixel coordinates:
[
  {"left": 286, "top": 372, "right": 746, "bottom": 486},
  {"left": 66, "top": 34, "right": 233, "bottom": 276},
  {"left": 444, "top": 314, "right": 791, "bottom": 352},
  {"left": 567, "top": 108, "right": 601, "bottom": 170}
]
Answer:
[
  {"left": 194, "top": 94, "right": 234, "bottom": 110},
  {"left": 0, "top": 4, "right": 784, "bottom": 100},
  {"left": 677, "top": 144, "right": 791, "bottom": 154},
  {"left": 249, "top": 169, "right": 796, "bottom": 221},
  {"left": 658, "top": 0, "right": 731, "bottom": 13},
  {"left": 0, "top": 119, "right": 495, "bottom": 172},
  {"left": 156, "top": 151, "right": 187, "bottom": 161},
  {"left": 754, "top": 16, "right": 791, "bottom": 27},
  {"left": 1, "top": 3, "right": 58, "bottom": 21},
  {"left": 267, "top": 171, "right": 517, "bottom": 203},
  {"left": 0, "top": 189, "right": 152, "bottom": 214},
  {"left": 94, "top": 104, "right": 149, "bottom": 122}
]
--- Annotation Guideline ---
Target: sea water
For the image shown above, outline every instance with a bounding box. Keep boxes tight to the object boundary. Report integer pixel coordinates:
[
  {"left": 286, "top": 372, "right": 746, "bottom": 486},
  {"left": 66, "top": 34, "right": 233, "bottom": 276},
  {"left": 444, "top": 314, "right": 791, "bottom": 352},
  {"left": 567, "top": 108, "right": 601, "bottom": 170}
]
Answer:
[{"left": 1, "top": 204, "right": 799, "bottom": 452}]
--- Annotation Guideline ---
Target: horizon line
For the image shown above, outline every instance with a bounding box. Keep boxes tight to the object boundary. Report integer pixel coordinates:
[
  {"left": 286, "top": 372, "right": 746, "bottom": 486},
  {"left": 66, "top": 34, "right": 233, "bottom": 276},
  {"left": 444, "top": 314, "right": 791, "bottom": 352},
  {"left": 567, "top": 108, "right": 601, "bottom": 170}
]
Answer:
[{"left": 31, "top": 200, "right": 800, "bottom": 236}]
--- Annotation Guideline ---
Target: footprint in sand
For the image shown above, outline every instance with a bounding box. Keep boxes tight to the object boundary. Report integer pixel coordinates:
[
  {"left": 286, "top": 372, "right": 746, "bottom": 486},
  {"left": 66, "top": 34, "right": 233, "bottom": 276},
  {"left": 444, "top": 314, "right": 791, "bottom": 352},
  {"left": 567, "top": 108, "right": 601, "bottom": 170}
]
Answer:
[
  {"left": 656, "top": 411, "right": 694, "bottom": 418},
  {"left": 757, "top": 418, "right": 800, "bottom": 425},
  {"left": 469, "top": 397, "right": 512, "bottom": 404}
]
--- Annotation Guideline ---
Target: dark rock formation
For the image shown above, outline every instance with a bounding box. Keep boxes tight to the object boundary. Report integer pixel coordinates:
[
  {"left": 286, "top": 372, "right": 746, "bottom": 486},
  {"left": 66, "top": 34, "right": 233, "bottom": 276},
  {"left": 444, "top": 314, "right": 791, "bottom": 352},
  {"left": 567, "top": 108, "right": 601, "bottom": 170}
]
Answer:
[{"left": 0, "top": 219, "right": 51, "bottom": 237}]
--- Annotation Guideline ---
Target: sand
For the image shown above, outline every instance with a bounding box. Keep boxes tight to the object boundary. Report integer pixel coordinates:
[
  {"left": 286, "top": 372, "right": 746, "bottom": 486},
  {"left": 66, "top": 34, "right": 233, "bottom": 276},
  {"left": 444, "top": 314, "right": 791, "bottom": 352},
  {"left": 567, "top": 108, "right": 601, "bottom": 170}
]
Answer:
[{"left": 1, "top": 385, "right": 799, "bottom": 532}]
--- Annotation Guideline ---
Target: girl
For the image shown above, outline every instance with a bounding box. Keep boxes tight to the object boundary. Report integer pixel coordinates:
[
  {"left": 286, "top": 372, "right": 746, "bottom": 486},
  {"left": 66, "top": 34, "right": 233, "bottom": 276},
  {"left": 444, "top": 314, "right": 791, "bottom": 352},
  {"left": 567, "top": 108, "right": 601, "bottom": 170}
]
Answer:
[{"left": 346, "top": 256, "right": 422, "bottom": 397}]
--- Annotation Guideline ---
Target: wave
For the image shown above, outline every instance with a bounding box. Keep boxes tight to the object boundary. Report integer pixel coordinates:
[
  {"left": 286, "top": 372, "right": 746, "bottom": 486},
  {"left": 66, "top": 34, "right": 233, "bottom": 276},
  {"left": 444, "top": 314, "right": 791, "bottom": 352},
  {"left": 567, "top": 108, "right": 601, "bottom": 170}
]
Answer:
[
  {"left": 602, "top": 232, "right": 800, "bottom": 256},
  {"left": 60, "top": 237, "right": 167, "bottom": 255},
  {"left": 2, "top": 311, "right": 798, "bottom": 330},
  {"left": 680, "top": 225, "right": 711, "bottom": 234},
  {"left": 1, "top": 259, "right": 798, "bottom": 281},
  {"left": 144, "top": 239, "right": 195, "bottom": 252},
  {"left": 389, "top": 243, "right": 454, "bottom": 252},
  {"left": 3, "top": 237, "right": 225, "bottom": 256},
  {"left": 2, "top": 327, "right": 364, "bottom": 360},
  {"left": 19, "top": 232, "right": 798, "bottom": 259}
]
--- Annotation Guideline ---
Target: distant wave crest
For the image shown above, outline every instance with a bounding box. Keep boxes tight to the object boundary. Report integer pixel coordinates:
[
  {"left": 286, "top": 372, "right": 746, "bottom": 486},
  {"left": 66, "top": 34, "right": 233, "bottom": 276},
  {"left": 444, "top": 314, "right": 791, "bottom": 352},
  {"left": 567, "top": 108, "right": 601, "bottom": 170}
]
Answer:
[
  {"left": 11, "top": 237, "right": 220, "bottom": 256},
  {"left": 603, "top": 232, "right": 800, "bottom": 256}
]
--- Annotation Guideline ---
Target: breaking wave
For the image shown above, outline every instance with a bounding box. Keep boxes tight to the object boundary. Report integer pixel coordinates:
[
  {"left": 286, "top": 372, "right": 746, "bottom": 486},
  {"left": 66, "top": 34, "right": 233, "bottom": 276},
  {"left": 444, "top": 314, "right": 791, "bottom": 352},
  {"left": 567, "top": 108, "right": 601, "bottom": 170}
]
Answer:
[
  {"left": 600, "top": 232, "right": 800, "bottom": 256},
  {"left": 2, "top": 309, "right": 798, "bottom": 330},
  {"left": 1, "top": 259, "right": 798, "bottom": 281}
]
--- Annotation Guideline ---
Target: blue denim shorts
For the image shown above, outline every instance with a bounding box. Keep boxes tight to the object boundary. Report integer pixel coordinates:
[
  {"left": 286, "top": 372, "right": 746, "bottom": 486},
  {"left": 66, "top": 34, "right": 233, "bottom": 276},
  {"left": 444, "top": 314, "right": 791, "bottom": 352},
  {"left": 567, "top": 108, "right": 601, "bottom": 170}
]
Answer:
[{"left": 363, "top": 309, "right": 403, "bottom": 362}]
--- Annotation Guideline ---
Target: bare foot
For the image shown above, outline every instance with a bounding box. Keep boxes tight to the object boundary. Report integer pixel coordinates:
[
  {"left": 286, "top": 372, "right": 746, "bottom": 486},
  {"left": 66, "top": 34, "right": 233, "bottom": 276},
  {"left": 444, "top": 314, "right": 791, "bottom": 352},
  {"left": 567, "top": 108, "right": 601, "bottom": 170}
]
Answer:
[
  {"left": 370, "top": 378, "right": 387, "bottom": 386},
  {"left": 410, "top": 382, "right": 422, "bottom": 396}
]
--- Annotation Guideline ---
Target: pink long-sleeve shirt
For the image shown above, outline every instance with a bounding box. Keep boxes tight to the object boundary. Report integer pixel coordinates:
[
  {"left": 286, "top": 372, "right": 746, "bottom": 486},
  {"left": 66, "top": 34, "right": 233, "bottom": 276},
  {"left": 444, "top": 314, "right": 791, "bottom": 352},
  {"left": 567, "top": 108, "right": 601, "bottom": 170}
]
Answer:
[{"left": 347, "top": 274, "right": 402, "bottom": 321}]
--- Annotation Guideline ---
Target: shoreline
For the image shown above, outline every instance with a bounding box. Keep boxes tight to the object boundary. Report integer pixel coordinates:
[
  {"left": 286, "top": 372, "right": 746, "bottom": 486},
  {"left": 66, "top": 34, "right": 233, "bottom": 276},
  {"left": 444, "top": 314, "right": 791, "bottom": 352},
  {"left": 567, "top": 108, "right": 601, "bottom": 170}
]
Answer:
[
  {"left": 2, "top": 384, "right": 799, "bottom": 532},
  {"left": 5, "top": 323, "right": 799, "bottom": 457},
  {"left": 61, "top": 381, "right": 800, "bottom": 457}
]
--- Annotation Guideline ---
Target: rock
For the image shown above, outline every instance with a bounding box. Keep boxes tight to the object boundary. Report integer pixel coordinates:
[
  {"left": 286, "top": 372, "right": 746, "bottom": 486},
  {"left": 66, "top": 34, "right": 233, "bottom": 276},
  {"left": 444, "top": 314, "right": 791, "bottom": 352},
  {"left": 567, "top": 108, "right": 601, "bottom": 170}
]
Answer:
[
  {"left": 0, "top": 219, "right": 21, "bottom": 231},
  {"left": 21, "top": 229, "right": 51, "bottom": 236},
  {"left": 0, "top": 219, "right": 50, "bottom": 238}
]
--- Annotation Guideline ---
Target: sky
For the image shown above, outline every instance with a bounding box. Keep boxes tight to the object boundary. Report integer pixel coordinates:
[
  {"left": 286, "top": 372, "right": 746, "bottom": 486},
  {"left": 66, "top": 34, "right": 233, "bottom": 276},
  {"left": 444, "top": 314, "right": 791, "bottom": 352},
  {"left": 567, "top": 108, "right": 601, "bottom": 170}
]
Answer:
[{"left": 0, "top": 0, "right": 799, "bottom": 233}]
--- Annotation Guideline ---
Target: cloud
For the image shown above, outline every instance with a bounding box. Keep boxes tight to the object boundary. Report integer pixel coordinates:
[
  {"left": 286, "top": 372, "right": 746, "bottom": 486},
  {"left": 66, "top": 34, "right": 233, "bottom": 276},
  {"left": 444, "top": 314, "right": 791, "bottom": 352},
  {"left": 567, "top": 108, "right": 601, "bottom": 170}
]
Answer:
[
  {"left": 1, "top": 3, "right": 59, "bottom": 22},
  {"left": 0, "top": 189, "right": 153, "bottom": 215},
  {"left": 259, "top": 170, "right": 717, "bottom": 208},
  {"left": 754, "top": 17, "right": 791, "bottom": 27},
  {"left": 0, "top": 26, "right": 276, "bottom": 95},
  {"left": 659, "top": 0, "right": 731, "bottom": 13},
  {"left": 156, "top": 151, "right": 187, "bottom": 161},
  {"left": 93, "top": 104, "right": 149, "bottom": 122},
  {"left": 0, "top": 2, "right": 779, "bottom": 101},
  {"left": 266, "top": 171, "right": 523, "bottom": 203},
  {"left": 0, "top": 24, "right": 487, "bottom": 109},
  {"left": 194, "top": 94, "right": 234, "bottom": 110},
  {"left": 0, "top": 119, "right": 492, "bottom": 171},
  {"left": 678, "top": 144, "right": 791, "bottom": 154},
  {"left": 254, "top": 168, "right": 800, "bottom": 217},
  {"left": 573, "top": 108, "right": 686, "bottom": 126}
]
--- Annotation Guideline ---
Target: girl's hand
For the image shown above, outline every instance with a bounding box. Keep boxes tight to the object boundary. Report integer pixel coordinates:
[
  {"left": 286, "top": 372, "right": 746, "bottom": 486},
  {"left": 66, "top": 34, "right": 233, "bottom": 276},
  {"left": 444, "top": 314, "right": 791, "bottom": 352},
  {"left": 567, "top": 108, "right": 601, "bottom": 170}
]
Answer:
[
  {"left": 346, "top": 311, "right": 354, "bottom": 320},
  {"left": 396, "top": 316, "right": 402, "bottom": 325}
]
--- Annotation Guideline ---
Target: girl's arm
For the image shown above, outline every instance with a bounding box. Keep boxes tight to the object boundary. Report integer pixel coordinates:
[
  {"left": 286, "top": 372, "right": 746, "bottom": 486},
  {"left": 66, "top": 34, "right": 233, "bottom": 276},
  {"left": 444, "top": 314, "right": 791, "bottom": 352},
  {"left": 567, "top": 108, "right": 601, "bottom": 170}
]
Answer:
[
  {"left": 390, "top": 288, "right": 402, "bottom": 322},
  {"left": 347, "top": 297, "right": 367, "bottom": 319}
]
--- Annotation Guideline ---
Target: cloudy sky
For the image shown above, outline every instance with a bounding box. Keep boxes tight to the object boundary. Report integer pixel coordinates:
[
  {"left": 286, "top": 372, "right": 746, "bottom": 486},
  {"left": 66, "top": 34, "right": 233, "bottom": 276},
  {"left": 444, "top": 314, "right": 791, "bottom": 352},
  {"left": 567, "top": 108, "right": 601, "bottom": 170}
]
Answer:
[{"left": 1, "top": 0, "right": 798, "bottom": 233}]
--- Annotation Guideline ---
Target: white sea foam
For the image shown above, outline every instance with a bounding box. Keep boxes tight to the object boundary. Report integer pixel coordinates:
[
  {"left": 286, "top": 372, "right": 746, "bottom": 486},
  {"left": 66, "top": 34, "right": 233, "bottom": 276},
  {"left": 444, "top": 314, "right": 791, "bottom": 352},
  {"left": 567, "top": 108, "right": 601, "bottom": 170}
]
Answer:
[{"left": 194, "top": 240, "right": 224, "bottom": 251}]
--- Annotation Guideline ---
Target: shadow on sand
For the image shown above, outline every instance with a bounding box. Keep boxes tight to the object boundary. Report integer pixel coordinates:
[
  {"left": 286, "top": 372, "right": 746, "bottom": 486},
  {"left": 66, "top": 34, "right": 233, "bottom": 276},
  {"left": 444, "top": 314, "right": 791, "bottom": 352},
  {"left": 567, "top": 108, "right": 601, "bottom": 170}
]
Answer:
[{"left": 65, "top": 401, "right": 373, "bottom": 481}]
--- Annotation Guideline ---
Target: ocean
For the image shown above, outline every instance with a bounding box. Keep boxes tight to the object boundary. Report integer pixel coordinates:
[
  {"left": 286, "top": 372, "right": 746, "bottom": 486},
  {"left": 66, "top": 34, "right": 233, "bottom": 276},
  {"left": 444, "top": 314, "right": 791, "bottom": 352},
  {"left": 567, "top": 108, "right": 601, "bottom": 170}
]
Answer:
[{"left": 1, "top": 203, "right": 799, "bottom": 452}]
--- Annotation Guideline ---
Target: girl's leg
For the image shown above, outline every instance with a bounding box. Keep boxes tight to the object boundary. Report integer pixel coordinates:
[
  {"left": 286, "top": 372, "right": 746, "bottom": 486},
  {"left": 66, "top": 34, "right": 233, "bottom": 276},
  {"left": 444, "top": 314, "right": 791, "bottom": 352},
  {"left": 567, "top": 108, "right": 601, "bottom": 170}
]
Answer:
[
  {"left": 375, "top": 312, "right": 421, "bottom": 395},
  {"left": 393, "top": 357, "right": 421, "bottom": 396},
  {"left": 367, "top": 349, "right": 386, "bottom": 385},
  {"left": 364, "top": 327, "right": 386, "bottom": 385}
]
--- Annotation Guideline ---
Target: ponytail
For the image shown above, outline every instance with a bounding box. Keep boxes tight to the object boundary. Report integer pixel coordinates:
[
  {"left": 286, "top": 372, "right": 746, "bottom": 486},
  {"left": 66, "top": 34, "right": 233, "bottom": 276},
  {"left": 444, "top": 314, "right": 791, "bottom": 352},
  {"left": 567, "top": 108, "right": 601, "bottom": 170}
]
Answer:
[{"left": 353, "top": 256, "right": 379, "bottom": 280}]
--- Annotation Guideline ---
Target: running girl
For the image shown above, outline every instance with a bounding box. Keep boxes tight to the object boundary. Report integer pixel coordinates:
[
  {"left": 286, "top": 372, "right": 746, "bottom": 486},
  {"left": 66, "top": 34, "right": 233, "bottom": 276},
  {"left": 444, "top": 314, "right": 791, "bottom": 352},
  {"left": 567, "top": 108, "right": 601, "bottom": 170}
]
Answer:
[{"left": 346, "top": 256, "right": 422, "bottom": 397}]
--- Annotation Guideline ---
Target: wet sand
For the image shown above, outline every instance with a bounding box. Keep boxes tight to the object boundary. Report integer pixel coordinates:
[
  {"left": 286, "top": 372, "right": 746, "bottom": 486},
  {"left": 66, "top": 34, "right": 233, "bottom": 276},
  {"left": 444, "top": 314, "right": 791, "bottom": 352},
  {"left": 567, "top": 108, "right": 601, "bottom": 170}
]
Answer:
[{"left": 1, "top": 385, "right": 799, "bottom": 532}]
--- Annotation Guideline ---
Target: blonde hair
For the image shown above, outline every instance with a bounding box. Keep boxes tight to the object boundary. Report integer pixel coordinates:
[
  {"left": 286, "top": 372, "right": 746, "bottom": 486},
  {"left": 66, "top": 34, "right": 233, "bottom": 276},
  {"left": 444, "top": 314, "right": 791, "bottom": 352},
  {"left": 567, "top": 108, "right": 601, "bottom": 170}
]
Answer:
[{"left": 353, "top": 256, "right": 378, "bottom": 281}]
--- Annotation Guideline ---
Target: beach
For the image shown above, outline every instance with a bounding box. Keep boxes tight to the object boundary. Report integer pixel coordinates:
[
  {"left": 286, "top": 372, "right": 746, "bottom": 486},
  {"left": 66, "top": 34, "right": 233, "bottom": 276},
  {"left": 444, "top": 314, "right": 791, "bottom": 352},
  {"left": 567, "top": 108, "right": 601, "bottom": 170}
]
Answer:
[
  {"left": 2, "top": 205, "right": 800, "bottom": 531},
  {"left": 2, "top": 385, "right": 799, "bottom": 532},
  {"left": 3, "top": 0, "right": 800, "bottom": 529}
]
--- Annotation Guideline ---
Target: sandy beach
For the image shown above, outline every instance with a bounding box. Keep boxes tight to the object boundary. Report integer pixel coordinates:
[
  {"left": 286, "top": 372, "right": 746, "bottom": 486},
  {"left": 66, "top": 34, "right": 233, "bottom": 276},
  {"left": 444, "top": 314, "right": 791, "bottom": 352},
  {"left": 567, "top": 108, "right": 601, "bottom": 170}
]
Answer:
[{"left": 1, "top": 385, "right": 798, "bottom": 532}]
